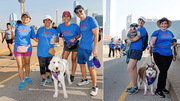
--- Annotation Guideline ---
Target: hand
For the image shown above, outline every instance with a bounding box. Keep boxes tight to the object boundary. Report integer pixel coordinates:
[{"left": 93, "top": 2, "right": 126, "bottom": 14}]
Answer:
[
  {"left": 92, "top": 48, "right": 97, "bottom": 57},
  {"left": 11, "top": 25, "right": 15, "bottom": 33},
  {"left": 174, "top": 42, "right": 177, "bottom": 46},
  {"left": 70, "top": 38, "right": 76, "bottom": 43},
  {"left": 149, "top": 41, "right": 154, "bottom": 48},
  {"left": 53, "top": 36, "right": 57, "bottom": 42}
]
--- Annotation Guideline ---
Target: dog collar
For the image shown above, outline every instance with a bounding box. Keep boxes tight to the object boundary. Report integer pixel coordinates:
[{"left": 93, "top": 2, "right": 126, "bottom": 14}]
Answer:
[
  {"left": 146, "top": 76, "right": 156, "bottom": 85},
  {"left": 52, "top": 71, "right": 60, "bottom": 80}
]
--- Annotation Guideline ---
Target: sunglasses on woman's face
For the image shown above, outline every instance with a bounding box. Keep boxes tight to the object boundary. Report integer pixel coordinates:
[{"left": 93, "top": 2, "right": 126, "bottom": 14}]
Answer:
[{"left": 75, "top": 10, "right": 83, "bottom": 15}]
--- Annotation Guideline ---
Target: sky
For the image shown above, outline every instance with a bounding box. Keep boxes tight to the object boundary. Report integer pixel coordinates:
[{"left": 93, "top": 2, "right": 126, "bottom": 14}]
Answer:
[
  {"left": 107, "top": 0, "right": 180, "bottom": 37},
  {"left": 0, "top": 0, "right": 102, "bottom": 30}
]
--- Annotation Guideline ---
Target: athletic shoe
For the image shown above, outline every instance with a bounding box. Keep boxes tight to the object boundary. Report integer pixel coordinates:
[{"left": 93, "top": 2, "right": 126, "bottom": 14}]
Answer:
[
  {"left": 70, "top": 75, "right": 75, "bottom": 82},
  {"left": 25, "top": 77, "right": 32, "bottom": 84},
  {"left": 90, "top": 86, "right": 98, "bottom": 96},
  {"left": 41, "top": 78, "right": 47, "bottom": 86},
  {"left": 46, "top": 76, "right": 52, "bottom": 83},
  {"left": 77, "top": 79, "right": 89, "bottom": 86},
  {"left": 126, "top": 87, "right": 132, "bottom": 92},
  {"left": 129, "top": 87, "right": 138, "bottom": 95},
  {"left": 162, "top": 89, "right": 169, "bottom": 94},
  {"left": 155, "top": 91, "right": 165, "bottom": 98},
  {"left": 19, "top": 81, "right": 25, "bottom": 90}
]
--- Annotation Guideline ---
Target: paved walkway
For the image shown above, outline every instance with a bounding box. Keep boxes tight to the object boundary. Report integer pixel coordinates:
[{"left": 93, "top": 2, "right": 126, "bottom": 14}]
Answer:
[{"left": 0, "top": 39, "right": 103, "bottom": 101}]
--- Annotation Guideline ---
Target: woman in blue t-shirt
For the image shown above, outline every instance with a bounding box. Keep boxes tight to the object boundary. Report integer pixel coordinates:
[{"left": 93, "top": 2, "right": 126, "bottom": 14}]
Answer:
[
  {"left": 11, "top": 12, "right": 37, "bottom": 90},
  {"left": 126, "top": 16, "right": 147, "bottom": 94},
  {"left": 150, "top": 17, "right": 177, "bottom": 98},
  {"left": 36, "top": 15, "right": 59, "bottom": 86},
  {"left": 56, "top": 11, "right": 81, "bottom": 82}
]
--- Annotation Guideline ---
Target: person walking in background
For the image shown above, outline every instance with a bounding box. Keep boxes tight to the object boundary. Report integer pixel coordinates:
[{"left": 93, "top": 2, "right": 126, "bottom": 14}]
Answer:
[
  {"left": 56, "top": 11, "right": 81, "bottom": 82},
  {"left": 150, "top": 17, "right": 177, "bottom": 98},
  {"left": 36, "top": 15, "right": 59, "bottom": 86},
  {"left": 126, "top": 16, "right": 147, "bottom": 94},
  {"left": 108, "top": 38, "right": 116, "bottom": 57},
  {"left": 115, "top": 38, "right": 122, "bottom": 57},
  {"left": 52, "top": 22, "right": 57, "bottom": 30},
  {"left": 2, "top": 23, "right": 13, "bottom": 56},
  {"left": 11, "top": 12, "right": 37, "bottom": 90},
  {"left": 74, "top": 5, "right": 99, "bottom": 96}
]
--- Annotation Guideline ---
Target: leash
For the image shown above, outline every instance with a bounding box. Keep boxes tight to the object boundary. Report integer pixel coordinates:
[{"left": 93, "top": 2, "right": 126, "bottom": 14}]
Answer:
[
  {"left": 172, "top": 45, "right": 177, "bottom": 61},
  {"left": 60, "top": 40, "right": 75, "bottom": 58}
]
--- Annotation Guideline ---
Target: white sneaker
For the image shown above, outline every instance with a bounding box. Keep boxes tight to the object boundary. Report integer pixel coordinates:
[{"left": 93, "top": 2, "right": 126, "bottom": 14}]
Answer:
[
  {"left": 90, "top": 86, "right": 98, "bottom": 96},
  {"left": 77, "top": 79, "right": 89, "bottom": 86}
]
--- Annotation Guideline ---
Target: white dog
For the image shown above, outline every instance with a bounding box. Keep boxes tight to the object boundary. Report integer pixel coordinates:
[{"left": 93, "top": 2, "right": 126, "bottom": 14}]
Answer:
[
  {"left": 138, "top": 64, "right": 158, "bottom": 96},
  {"left": 48, "top": 57, "right": 72, "bottom": 98}
]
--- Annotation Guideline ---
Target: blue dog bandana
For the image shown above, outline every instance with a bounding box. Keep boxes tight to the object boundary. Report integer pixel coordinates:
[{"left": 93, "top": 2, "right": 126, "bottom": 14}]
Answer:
[{"left": 146, "top": 76, "right": 156, "bottom": 85}]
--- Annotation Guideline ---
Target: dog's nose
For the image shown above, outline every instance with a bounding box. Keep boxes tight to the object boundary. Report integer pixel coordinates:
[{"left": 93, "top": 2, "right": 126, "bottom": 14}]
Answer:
[{"left": 56, "top": 67, "right": 58, "bottom": 70}]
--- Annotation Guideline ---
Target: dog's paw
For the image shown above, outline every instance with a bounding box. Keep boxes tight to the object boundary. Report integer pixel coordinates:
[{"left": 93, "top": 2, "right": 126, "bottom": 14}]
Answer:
[
  {"left": 64, "top": 94, "right": 68, "bottom": 98},
  {"left": 151, "top": 92, "right": 155, "bottom": 96},
  {"left": 143, "top": 93, "right": 147, "bottom": 96},
  {"left": 53, "top": 93, "right": 58, "bottom": 98}
]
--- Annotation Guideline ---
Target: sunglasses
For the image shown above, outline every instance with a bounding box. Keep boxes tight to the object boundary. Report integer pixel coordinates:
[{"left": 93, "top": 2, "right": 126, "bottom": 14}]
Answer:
[{"left": 75, "top": 10, "right": 83, "bottom": 15}]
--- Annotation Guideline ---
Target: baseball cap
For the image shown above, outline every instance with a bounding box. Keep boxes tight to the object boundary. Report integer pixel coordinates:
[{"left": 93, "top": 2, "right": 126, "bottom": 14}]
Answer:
[
  {"left": 21, "top": 12, "right": 31, "bottom": 19},
  {"left": 74, "top": 5, "right": 84, "bottom": 13},
  {"left": 138, "top": 16, "right": 146, "bottom": 23},
  {"left": 62, "top": 11, "right": 71, "bottom": 17},
  {"left": 43, "top": 15, "right": 52, "bottom": 22}
]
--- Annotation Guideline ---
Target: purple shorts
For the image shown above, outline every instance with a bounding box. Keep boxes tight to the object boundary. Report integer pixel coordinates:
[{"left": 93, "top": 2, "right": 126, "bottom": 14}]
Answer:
[{"left": 14, "top": 51, "right": 32, "bottom": 57}]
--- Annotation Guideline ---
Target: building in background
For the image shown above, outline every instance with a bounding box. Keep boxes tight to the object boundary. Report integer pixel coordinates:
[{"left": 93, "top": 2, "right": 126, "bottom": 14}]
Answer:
[
  {"left": 85, "top": 9, "right": 91, "bottom": 16},
  {"left": 92, "top": 13, "right": 98, "bottom": 18},
  {"left": 104, "top": 0, "right": 110, "bottom": 36},
  {"left": 72, "top": 0, "right": 80, "bottom": 24},
  {"left": 95, "top": 15, "right": 103, "bottom": 27},
  {"left": 126, "top": 14, "right": 132, "bottom": 31}
]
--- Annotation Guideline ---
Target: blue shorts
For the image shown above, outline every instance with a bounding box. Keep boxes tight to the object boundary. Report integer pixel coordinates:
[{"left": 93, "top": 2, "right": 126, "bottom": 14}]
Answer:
[
  {"left": 77, "top": 47, "right": 94, "bottom": 67},
  {"left": 130, "top": 49, "right": 142, "bottom": 60}
]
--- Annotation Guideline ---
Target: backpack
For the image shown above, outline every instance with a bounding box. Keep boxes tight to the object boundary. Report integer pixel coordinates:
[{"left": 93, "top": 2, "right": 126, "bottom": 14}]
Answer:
[
  {"left": 98, "top": 29, "right": 102, "bottom": 42},
  {"left": 142, "top": 31, "right": 148, "bottom": 51}
]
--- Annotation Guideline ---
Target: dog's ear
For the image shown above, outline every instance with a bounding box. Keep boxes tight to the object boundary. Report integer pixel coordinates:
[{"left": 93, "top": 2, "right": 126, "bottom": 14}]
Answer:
[
  {"left": 48, "top": 59, "right": 53, "bottom": 71},
  {"left": 61, "top": 60, "right": 67, "bottom": 72}
]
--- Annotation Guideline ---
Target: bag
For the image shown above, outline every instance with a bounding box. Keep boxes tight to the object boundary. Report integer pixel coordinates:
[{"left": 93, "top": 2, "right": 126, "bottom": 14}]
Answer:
[
  {"left": 142, "top": 31, "right": 148, "bottom": 51},
  {"left": 44, "top": 28, "right": 56, "bottom": 55},
  {"left": 16, "top": 44, "right": 30, "bottom": 53},
  {"left": 48, "top": 48, "right": 55, "bottom": 55}
]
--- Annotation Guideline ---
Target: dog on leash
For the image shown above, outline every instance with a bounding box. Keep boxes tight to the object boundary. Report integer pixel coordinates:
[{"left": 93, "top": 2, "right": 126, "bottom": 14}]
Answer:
[
  {"left": 48, "top": 57, "right": 72, "bottom": 98},
  {"left": 138, "top": 64, "right": 158, "bottom": 96},
  {"left": 124, "top": 23, "right": 140, "bottom": 53}
]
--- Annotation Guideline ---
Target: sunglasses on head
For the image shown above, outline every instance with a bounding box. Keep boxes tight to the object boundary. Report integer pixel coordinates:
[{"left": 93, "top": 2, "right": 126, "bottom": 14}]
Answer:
[{"left": 75, "top": 10, "right": 83, "bottom": 15}]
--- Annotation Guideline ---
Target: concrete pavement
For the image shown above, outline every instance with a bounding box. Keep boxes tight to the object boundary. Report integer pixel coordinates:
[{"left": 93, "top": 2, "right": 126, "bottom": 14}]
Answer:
[
  {"left": 104, "top": 45, "right": 172, "bottom": 101},
  {"left": 0, "top": 39, "right": 103, "bottom": 101}
]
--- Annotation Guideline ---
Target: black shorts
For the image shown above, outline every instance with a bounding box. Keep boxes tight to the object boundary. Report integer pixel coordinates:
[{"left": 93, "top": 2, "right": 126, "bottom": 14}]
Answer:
[
  {"left": 130, "top": 49, "right": 142, "bottom": 60},
  {"left": 116, "top": 48, "right": 121, "bottom": 51},
  {"left": 6, "top": 39, "right": 13, "bottom": 44}
]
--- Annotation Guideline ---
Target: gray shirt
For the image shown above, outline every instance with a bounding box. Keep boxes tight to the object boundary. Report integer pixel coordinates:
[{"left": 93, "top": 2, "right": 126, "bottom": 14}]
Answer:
[{"left": 5, "top": 30, "right": 12, "bottom": 40}]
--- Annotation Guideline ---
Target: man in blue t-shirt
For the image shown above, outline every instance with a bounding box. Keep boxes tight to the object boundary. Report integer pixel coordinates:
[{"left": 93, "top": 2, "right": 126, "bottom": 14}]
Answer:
[
  {"left": 74, "top": 5, "right": 99, "bottom": 96},
  {"left": 108, "top": 38, "right": 116, "bottom": 57}
]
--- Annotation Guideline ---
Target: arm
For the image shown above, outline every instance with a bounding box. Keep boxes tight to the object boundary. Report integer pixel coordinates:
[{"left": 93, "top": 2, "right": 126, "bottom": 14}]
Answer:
[
  {"left": 2, "top": 33, "right": 6, "bottom": 43},
  {"left": 92, "top": 27, "right": 99, "bottom": 57},
  {"left": 149, "top": 37, "right": 157, "bottom": 48},
  {"left": 70, "top": 34, "right": 81, "bottom": 43},
  {"left": 131, "top": 35, "right": 141, "bottom": 42},
  {"left": 11, "top": 26, "right": 15, "bottom": 40}
]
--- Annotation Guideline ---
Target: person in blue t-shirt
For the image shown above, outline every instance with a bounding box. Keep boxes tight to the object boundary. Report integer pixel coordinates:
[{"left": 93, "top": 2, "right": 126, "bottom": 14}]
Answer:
[
  {"left": 74, "top": 5, "right": 99, "bottom": 96},
  {"left": 56, "top": 11, "right": 81, "bottom": 82},
  {"left": 11, "top": 12, "right": 37, "bottom": 90},
  {"left": 115, "top": 38, "right": 122, "bottom": 57},
  {"left": 150, "top": 17, "right": 177, "bottom": 98},
  {"left": 36, "top": 15, "right": 59, "bottom": 86},
  {"left": 126, "top": 16, "right": 147, "bottom": 94},
  {"left": 108, "top": 38, "right": 116, "bottom": 57}
]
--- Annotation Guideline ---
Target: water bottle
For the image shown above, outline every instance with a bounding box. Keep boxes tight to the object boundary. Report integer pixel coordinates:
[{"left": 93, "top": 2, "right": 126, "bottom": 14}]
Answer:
[
  {"left": 89, "top": 54, "right": 94, "bottom": 61},
  {"left": 50, "top": 35, "right": 55, "bottom": 44},
  {"left": 93, "top": 57, "right": 101, "bottom": 68}
]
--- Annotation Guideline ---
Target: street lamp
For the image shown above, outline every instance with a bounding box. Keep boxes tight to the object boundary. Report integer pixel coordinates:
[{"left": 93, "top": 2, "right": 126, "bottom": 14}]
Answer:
[{"left": 18, "top": 0, "right": 25, "bottom": 14}]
